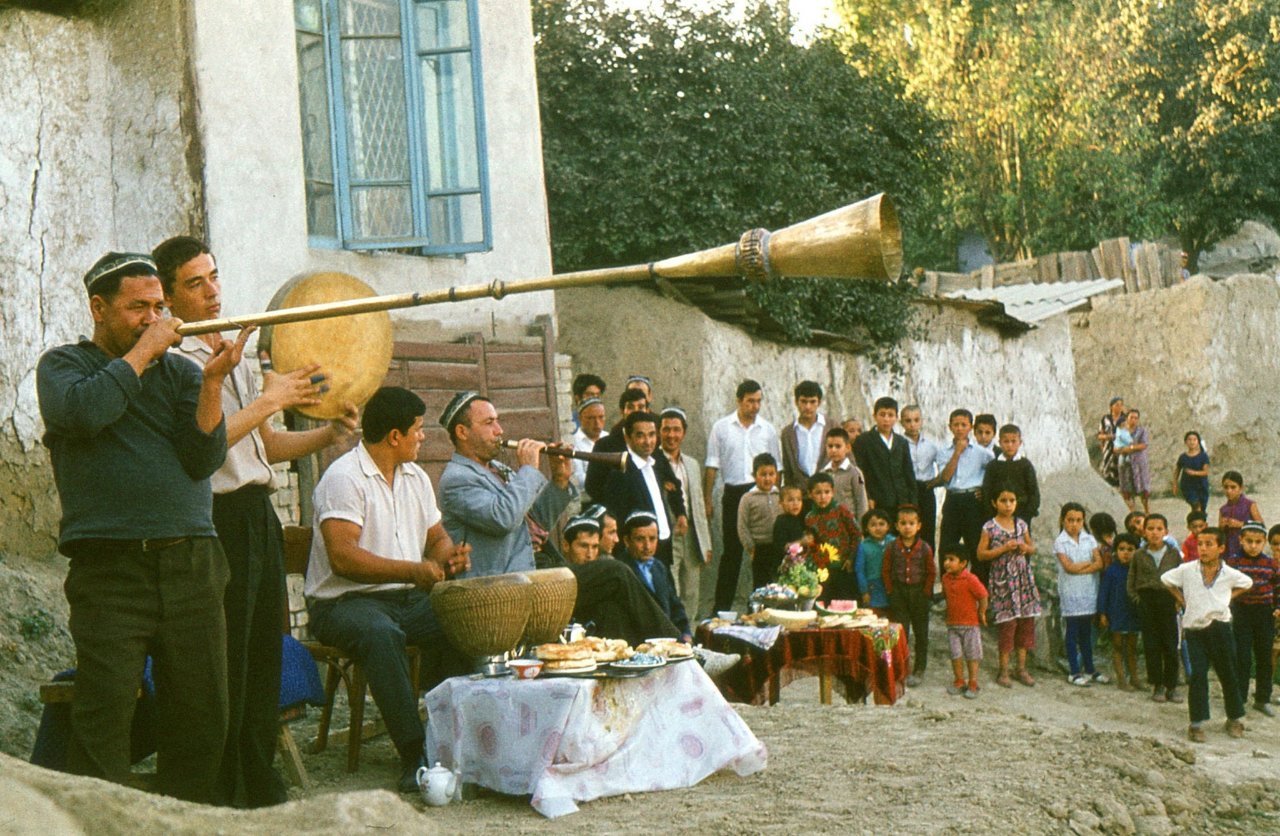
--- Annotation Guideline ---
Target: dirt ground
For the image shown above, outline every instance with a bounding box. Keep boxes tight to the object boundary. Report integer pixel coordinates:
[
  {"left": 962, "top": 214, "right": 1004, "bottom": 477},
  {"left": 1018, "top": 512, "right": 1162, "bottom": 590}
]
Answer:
[{"left": 2, "top": 486, "right": 1279, "bottom": 833}]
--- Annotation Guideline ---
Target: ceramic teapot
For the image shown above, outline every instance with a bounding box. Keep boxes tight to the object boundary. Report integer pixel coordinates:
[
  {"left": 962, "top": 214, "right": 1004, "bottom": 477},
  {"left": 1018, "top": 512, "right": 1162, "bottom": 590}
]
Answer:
[{"left": 416, "top": 761, "right": 459, "bottom": 806}]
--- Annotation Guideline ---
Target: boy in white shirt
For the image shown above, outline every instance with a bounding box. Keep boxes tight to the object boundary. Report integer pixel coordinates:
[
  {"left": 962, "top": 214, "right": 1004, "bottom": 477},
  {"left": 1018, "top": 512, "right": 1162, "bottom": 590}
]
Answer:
[{"left": 1162, "top": 526, "right": 1253, "bottom": 742}]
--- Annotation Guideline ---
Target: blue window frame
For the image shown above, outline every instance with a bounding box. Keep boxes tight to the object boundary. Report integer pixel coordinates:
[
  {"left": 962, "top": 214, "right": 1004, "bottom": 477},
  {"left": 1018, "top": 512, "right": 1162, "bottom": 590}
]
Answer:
[{"left": 294, "top": 0, "right": 491, "bottom": 253}]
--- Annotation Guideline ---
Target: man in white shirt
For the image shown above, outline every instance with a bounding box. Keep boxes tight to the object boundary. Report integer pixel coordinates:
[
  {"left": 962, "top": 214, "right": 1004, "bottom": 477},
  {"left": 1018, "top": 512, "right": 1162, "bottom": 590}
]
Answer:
[
  {"left": 157, "top": 235, "right": 359, "bottom": 807},
  {"left": 780, "top": 380, "right": 828, "bottom": 489},
  {"left": 570, "top": 397, "right": 607, "bottom": 489},
  {"left": 704, "top": 380, "right": 781, "bottom": 611},
  {"left": 306, "top": 387, "right": 471, "bottom": 794}
]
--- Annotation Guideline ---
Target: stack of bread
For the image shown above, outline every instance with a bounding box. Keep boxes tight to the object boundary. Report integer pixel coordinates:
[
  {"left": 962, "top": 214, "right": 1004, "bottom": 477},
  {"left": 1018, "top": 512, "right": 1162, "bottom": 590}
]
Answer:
[
  {"left": 534, "top": 637, "right": 635, "bottom": 672},
  {"left": 634, "top": 638, "right": 694, "bottom": 659}
]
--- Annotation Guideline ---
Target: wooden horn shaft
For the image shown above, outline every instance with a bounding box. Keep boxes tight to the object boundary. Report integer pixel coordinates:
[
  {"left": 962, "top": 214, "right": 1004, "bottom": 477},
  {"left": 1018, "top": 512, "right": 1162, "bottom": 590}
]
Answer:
[{"left": 176, "top": 194, "right": 901, "bottom": 337}]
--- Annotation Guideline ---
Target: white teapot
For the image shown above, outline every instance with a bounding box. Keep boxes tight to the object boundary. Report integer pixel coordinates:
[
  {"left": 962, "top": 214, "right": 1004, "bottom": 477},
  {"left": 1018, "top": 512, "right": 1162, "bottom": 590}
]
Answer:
[{"left": 416, "top": 761, "right": 459, "bottom": 806}]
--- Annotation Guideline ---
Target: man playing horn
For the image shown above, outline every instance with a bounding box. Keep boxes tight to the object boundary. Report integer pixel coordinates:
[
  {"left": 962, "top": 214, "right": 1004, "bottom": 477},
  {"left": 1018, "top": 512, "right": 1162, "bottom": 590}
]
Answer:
[
  {"left": 438, "top": 392, "right": 681, "bottom": 644},
  {"left": 306, "top": 387, "right": 471, "bottom": 793},
  {"left": 155, "top": 235, "right": 359, "bottom": 807},
  {"left": 36, "top": 252, "right": 247, "bottom": 803}
]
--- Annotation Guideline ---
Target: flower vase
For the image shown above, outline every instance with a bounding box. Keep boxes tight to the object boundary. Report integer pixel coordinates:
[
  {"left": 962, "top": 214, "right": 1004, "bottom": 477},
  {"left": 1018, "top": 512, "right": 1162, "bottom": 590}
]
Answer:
[{"left": 797, "top": 597, "right": 817, "bottom": 612}]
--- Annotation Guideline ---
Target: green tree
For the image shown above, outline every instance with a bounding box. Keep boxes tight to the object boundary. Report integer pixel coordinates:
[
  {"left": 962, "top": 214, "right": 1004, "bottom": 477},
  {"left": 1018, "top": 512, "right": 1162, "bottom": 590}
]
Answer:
[
  {"left": 533, "top": 0, "right": 948, "bottom": 361},
  {"left": 835, "top": 0, "right": 1167, "bottom": 262},
  {"left": 1129, "top": 0, "right": 1280, "bottom": 269}
]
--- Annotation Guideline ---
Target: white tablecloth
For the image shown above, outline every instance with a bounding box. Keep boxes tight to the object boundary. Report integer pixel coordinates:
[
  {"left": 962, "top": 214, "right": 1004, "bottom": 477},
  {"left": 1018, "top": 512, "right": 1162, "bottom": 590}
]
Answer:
[{"left": 423, "top": 660, "right": 768, "bottom": 818}]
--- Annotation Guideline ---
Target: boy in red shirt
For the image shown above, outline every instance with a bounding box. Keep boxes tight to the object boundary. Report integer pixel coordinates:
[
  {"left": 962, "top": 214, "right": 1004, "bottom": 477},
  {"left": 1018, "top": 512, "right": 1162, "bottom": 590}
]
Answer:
[{"left": 941, "top": 544, "right": 988, "bottom": 698}]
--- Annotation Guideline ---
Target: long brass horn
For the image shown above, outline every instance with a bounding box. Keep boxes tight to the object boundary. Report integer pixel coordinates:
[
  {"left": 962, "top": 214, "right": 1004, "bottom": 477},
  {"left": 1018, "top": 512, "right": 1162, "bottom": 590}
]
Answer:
[{"left": 176, "top": 193, "right": 903, "bottom": 338}]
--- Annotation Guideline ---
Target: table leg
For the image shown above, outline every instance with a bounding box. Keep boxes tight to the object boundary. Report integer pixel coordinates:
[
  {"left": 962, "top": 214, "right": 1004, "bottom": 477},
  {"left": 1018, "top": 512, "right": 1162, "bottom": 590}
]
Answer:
[{"left": 818, "top": 668, "right": 832, "bottom": 705}]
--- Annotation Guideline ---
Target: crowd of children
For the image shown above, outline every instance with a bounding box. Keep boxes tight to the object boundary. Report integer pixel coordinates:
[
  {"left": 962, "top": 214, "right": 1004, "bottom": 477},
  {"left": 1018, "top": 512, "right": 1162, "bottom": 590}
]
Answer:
[{"left": 729, "top": 396, "right": 1279, "bottom": 745}]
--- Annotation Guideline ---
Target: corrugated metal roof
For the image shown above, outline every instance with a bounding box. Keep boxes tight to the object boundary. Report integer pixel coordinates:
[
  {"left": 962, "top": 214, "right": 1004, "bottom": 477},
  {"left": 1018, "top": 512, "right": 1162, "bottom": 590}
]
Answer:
[{"left": 936, "top": 279, "right": 1123, "bottom": 331}]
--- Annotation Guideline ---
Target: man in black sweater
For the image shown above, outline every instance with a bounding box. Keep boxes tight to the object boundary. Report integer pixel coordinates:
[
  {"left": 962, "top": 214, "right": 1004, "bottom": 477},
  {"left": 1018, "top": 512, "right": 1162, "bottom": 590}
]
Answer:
[{"left": 37, "top": 252, "right": 247, "bottom": 803}]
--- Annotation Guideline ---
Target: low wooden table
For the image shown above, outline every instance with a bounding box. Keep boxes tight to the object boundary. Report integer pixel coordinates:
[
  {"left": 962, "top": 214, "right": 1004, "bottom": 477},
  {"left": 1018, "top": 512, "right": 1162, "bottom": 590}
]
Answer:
[{"left": 696, "top": 623, "right": 909, "bottom": 706}]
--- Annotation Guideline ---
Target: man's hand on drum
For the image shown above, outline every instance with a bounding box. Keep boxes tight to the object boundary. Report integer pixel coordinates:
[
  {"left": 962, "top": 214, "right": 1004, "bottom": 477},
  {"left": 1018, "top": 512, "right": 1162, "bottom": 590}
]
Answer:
[
  {"left": 261, "top": 357, "right": 326, "bottom": 412},
  {"left": 445, "top": 542, "right": 471, "bottom": 577},
  {"left": 408, "top": 560, "right": 446, "bottom": 590},
  {"left": 514, "top": 438, "right": 545, "bottom": 469}
]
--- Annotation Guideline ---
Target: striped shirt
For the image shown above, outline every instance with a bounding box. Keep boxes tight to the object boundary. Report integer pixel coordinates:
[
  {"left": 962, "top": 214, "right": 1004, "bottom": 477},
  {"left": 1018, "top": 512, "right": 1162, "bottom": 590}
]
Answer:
[{"left": 1225, "top": 552, "right": 1279, "bottom": 608}]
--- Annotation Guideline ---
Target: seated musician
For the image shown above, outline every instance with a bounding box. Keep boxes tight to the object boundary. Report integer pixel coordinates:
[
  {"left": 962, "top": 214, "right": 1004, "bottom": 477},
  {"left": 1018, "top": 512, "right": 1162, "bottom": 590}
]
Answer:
[
  {"left": 305, "top": 387, "right": 470, "bottom": 794},
  {"left": 618, "top": 511, "right": 693, "bottom": 643},
  {"left": 437, "top": 391, "right": 681, "bottom": 645}
]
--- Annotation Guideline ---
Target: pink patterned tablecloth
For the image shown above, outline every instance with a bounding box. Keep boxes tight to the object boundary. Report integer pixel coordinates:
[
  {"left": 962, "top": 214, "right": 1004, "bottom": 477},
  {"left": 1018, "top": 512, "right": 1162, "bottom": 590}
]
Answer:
[{"left": 423, "top": 660, "right": 768, "bottom": 818}]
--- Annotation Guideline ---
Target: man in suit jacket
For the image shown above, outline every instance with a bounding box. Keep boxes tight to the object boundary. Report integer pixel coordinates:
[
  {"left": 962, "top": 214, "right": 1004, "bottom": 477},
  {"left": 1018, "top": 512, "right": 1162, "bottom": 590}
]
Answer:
[
  {"left": 658, "top": 407, "right": 713, "bottom": 620},
  {"left": 584, "top": 387, "right": 649, "bottom": 502},
  {"left": 852, "top": 396, "right": 917, "bottom": 515},
  {"left": 618, "top": 511, "right": 691, "bottom": 642},
  {"left": 599, "top": 410, "right": 686, "bottom": 569},
  {"left": 779, "top": 380, "right": 829, "bottom": 489}
]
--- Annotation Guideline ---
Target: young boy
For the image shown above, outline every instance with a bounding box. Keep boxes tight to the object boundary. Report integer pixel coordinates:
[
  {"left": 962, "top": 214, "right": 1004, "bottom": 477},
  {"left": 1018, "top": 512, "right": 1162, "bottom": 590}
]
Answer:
[
  {"left": 941, "top": 545, "right": 987, "bottom": 699},
  {"left": 931, "top": 409, "right": 995, "bottom": 580},
  {"left": 820, "top": 427, "right": 869, "bottom": 520},
  {"left": 851, "top": 397, "right": 916, "bottom": 516},
  {"left": 1161, "top": 526, "right": 1253, "bottom": 741},
  {"left": 882, "top": 504, "right": 935, "bottom": 687},
  {"left": 804, "top": 473, "right": 861, "bottom": 602},
  {"left": 973, "top": 414, "right": 998, "bottom": 453},
  {"left": 619, "top": 511, "right": 692, "bottom": 643},
  {"left": 900, "top": 404, "right": 939, "bottom": 552},
  {"left": 771, "top": 485, "right": 808, "bottom": 558},
  {"left": 738, "top": 453, "right": 783, "bottom": 589},
  {"left": 1225, "top": 521, "right": 1278, "bottom": 716},
  {"left": 1127, "top": 514, "right": 1184, "bottom": 703},
  {"left": 1182, "top": 511, "right": 1208, "bottom": 562},
  {"left": 1098, "top": 533, "right": 1142, "bottom": 690},
  {"left": 980, "top": 424, "right": 1040, "bottom": 531}
]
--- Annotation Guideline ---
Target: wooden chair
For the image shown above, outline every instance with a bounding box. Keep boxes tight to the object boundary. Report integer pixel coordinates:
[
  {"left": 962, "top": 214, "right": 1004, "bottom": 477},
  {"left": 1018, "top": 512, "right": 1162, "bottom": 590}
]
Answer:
[{"left": 282, "top": 524, "right": 421, "bottom": 773}]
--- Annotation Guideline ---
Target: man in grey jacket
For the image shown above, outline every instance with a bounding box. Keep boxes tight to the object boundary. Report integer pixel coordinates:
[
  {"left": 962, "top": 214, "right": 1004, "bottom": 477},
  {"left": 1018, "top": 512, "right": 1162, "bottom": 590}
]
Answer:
[{"left": 659, "top": 407, "right": 714, "bottom": 620}]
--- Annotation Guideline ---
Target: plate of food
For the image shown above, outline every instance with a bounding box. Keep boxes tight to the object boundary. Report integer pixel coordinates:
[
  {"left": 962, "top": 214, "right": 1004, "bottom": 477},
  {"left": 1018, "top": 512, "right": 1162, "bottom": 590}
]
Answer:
[
  {"left": 636, "top": 638, "right": 696, "bottom": 661},
  {"left": 609, "top": 652, "right": 666, "bottom": 672}
]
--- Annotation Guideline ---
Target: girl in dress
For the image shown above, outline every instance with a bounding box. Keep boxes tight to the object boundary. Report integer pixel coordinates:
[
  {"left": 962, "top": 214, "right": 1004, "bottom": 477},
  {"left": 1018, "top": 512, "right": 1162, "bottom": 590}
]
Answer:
[
  {"left": 977, "top": 487, "right": 1041, "bottom": 688},
  {"left": 1053, "top": 503, "right": 1105, "bottom": 686},
  {"left": 1116, "top": 409, "right": 1150, "bottom": 513},
  {"left": 1174, "top": 431, "right": 1210, "bottom": 513},
  {"left": 1218, "top": 471, "right": 1263, "bottom": 558}
]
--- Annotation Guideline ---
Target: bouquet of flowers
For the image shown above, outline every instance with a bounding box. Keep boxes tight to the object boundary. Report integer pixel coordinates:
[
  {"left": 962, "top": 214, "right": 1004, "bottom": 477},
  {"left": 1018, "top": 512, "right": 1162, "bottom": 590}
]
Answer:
[{"left": 777, "top": 541, "right": 832, "bottom": 600}]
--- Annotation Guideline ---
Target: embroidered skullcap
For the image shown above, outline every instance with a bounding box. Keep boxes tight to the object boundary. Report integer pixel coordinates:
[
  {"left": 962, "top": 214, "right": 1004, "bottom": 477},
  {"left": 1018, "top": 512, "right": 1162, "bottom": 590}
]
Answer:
[
  {"left": 582, "top": 503, "right": 608, "bottom": 521},
  {"left": 659, "top": 406, "right": 688, "bottom": 423},
  {"left": 83, "top": 252, "right": 158, "bottom": 295},
  {"left": 563, "top": 515, "right": 601, "bottom": 540},
  {"left": 625, "top": 375, "right": 652, "bottom": 387},
  {"left": 439, "top": 391, "right": 483, "bottom": 432},
  {"left": 622, "top": 510, "right": 659, "bottom": 533},
  {"left": 578, "top": 397, "right": 604, "bottom": 414},
  {"left": 1241, "top": 521, "right": 1268, "bottom": 536}
]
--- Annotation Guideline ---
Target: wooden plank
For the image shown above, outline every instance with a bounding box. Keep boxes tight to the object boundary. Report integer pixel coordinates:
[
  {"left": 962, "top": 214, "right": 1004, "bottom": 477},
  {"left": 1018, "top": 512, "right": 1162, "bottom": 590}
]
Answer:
[
  {"left": 921, "top": 271, "right": 940, "bottom": 297},
  {"left": 994, "top": 259, "right": 1036, "bottom": 286},
  {"left": 979, "top": 264, "right": 996, "bottom": 290},
  {"left": 933, "top": 272, "right": 979, "bottom": 294},
  {"left": 485, "top": 352, "right": 547, "bottom": 390},
  {"left": 1037, "top": 255, "right": 1060, "bottom": 284},
  {"left": 404, "top": 360, "right": 482, "bottom": 390},
  {"left": 1117, "top": 237, "right": 1135, "bottom": 288},
  {"left": 486, "top": 387, "right": 548, "bottom": 409},
  {"left": 393, "top": 342, "right": 480, "bottom": 362},
  {"left": 496, "top": 408, "right": 555, "bottom": 440},
  {"left": 539, "top": 321, "right": 559, "bottom": 443}
]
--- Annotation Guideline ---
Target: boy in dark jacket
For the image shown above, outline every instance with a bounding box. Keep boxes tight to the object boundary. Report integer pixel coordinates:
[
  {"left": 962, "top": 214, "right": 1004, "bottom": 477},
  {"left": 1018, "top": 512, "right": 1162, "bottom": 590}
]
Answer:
[{"left": 981, "top": 424, "right": 1040, "bottom": 531}]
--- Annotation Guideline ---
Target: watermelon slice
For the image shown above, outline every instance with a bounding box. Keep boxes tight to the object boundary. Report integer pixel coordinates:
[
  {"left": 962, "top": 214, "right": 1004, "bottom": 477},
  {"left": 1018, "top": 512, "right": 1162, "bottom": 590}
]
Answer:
[{"left": 819, "top": 599, "right": 858, "bottom": 614}]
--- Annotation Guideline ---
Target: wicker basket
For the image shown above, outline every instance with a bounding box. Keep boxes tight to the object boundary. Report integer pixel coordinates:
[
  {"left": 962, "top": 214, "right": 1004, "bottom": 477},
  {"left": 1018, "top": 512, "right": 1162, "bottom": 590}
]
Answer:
[
  {"left": 520, "top": 567, "right": 578, "bottom": 644},
  {"left": 430, "top": 573, "right": 533, "bottom": 657}
]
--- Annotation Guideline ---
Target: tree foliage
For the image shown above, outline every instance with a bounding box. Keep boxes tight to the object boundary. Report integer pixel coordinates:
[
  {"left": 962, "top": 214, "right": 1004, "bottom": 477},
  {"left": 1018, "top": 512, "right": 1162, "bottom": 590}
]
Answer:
[
  {"left": 834, "top": 0, "right": 1280, "bottom": 264},
  {"left": 533, "top": 0, "right": 948, "bottom": 361}
]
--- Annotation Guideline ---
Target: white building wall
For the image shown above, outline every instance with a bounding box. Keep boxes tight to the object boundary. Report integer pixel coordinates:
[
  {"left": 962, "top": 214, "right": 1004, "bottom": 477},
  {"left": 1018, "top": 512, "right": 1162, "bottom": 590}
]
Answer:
[{"left": 188, "top": 0, "right": 554, "bottom": 341}]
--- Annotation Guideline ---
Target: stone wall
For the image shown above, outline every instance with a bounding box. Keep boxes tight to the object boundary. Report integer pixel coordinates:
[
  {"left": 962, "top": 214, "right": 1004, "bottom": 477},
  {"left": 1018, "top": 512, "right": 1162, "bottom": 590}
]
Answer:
[
  {"left": 556, "top": 285, "right": 1094, "bottom": 478},
  {"left": 0, "top": 2, "right": 199, "bottom": 559},
  {"left": 1072, "top": 274, "right": 1280, "bottom": 493}
]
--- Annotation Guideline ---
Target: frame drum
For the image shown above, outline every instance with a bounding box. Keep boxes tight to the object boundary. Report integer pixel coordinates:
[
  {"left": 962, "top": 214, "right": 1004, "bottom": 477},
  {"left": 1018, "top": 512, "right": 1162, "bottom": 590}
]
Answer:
[{"left": 258, "top": 272, "right": 392, "bottom": 420}]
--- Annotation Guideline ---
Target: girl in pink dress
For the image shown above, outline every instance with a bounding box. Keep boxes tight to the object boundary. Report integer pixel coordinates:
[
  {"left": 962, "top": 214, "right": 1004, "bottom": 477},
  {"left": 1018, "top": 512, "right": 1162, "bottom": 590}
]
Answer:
[{"left": 977, "top": 488, "right": 1041, "bottom": 688}]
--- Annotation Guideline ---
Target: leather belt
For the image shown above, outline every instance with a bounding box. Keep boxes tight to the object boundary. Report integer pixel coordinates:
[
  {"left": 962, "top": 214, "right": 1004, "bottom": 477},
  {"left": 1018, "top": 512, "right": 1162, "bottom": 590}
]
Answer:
[{"left": 141, "top": 536, "right": 192, "bottom": 552}]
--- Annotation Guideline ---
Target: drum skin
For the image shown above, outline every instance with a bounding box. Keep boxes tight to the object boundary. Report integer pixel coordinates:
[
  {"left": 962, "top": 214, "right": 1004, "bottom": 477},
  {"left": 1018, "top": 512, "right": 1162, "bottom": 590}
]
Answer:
[{"left": 260, "top": 272, "right": 392, "bottom": 420}]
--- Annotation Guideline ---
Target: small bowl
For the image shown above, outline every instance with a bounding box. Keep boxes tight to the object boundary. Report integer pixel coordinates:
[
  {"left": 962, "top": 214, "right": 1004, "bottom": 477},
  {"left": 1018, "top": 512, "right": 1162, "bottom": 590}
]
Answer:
[
  {"left": 717, "top": 610, "right": 739, "bottom": 622},
  {"left": 507, "top": 659, "right": 543, "bottom": 680}
]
